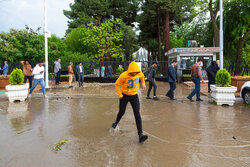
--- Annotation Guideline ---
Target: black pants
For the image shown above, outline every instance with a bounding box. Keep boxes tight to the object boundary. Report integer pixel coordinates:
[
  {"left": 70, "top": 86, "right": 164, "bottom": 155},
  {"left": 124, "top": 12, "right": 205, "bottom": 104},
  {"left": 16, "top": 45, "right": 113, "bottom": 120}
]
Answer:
[
  {"left": 208, "top": 80, "right": 215, "bottom": 92},
  {"left": 55, "top": 70, "right": 61, "bottom": 85},
  {"left": 166, "top": 82, "right": 176, "bottom": 99},
  {"left": 78, "top": 73, "right": 84, "bottom": 87},
  {"left": 147, "top": 81, "right": 157, "bottom": 97},
  {"left": 24, "top": 76, "right": 33, "bottom": 88},
  {"left": 115, "top": 94, "right": 142, "bottom": 135}
]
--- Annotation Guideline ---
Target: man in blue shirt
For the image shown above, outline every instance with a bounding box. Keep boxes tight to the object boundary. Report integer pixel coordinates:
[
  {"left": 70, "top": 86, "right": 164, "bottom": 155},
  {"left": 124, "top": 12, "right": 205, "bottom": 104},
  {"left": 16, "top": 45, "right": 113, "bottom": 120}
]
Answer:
[
  {"left": 166, "top": 60, "right": 178, "bottom": 100},
  {"left": 3, "top": 61, "right": 8, "bottom": 75}
]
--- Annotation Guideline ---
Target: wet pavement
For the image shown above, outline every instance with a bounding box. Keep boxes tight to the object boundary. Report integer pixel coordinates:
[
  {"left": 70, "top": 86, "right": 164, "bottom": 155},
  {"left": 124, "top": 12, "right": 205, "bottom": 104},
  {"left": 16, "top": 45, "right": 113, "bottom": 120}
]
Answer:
[{"left": 0, "top": 82, "right": 250, "bottom": 167}]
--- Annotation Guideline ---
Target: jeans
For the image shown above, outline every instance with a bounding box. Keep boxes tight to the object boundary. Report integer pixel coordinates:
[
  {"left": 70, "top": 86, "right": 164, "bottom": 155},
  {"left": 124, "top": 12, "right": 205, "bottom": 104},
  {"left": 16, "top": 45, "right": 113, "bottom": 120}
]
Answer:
[
  {"left": 108, "top": 71, "right": 112, "bottom": 77},
  {"left": 188, "top": 77, "right": 201, "bottom": 100},
  {"left": 78, "top": 73, "right": 84, "bottom": 87},
  {"left": 115, "top": 94, "right": 142, "bottom": 135},
  {"left": 55, "top": 70, "right": 61, "bottom": 85},
  {"left": 29, "top": 78, "right": 46, "bottom": 95},
  {"left": 166, "top": 82, "right": 176, "bottom": 99},
  {"left": 24, "top": 76, "right": 33, "bottom": 88},
  {"left": 147, "top": 81, "right": 157, "bottom": 97}
]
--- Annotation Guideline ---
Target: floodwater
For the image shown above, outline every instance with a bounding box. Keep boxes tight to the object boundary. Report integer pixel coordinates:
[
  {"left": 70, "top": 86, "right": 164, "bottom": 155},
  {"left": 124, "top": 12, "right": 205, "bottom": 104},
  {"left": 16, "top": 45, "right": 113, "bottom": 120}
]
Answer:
[{"left": 0, "top": 82, "right": 250, "bottom": 167}]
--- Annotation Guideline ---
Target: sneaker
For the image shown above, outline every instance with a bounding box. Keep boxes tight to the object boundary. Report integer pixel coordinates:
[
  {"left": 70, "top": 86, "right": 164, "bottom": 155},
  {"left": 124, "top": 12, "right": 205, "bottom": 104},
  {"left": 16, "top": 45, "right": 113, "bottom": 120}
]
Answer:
[
  {"left": 196, "top": 99, "right": 203, "bottom": 101},
  {"left": 153, "top": 96, "right": 159, "bottom": 100},
  {"left": 187, "top": 97, "right": 194, "bottom": 102},
  {"left": 146, "top": 96, "right": 151, "bottom": 99},
  {"left": 69, "top": 86, "right": 73, "bottom": 88},
  {"left": 139, "top": 134, "right": 148, "bottom": 143},
  {"left": 171, "top": 98, "right": 177, "bottom": 100},
  {"left": 112, "top": 122, "right": 117, "bottom": 129}
]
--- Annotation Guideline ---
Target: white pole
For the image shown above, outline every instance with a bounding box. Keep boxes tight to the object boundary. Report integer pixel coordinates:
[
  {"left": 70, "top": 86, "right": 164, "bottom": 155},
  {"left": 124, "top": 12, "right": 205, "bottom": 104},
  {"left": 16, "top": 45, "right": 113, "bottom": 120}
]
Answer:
[
  {"left": 219, "top": 0, "right": 223, "bottom": 69},
  {"left": 44, "top": 0, "right": 49, "bottom": 88}
]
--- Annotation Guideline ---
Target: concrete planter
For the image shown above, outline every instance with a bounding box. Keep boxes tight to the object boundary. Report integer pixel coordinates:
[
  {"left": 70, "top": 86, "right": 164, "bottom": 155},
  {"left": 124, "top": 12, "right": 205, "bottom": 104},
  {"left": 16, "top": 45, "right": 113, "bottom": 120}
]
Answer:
[
  {"left": 231, "top": 77, "right": 250, "bottom": 92},
  {"left": 5, "top": 83, "right": 29, "bottom": 102},
  {"left": 210, "top": 85, "right": 237, "bottom": 106}
]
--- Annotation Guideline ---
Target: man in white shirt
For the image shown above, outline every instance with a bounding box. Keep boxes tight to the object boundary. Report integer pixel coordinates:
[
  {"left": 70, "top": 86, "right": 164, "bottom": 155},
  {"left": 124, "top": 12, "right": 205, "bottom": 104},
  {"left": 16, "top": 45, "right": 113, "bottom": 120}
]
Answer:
[{"left": 29, "top": 60, "right": 46, "bottom": 96}]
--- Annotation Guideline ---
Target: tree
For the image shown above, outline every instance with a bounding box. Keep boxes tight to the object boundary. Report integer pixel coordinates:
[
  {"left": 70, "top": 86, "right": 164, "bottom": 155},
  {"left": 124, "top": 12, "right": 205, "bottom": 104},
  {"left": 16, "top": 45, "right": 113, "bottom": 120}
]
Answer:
[
  {"left": 224, "top": 0, "right": 250, "bottom": 75},
  {"left": 65, "top": 19, "right": 125, "bottom": 62},
  {"left": 196, "top": 0, "right": 220, "bottom": 47},
  {"left": 0, "top": 26, "right": 66, "bottom": 67}
]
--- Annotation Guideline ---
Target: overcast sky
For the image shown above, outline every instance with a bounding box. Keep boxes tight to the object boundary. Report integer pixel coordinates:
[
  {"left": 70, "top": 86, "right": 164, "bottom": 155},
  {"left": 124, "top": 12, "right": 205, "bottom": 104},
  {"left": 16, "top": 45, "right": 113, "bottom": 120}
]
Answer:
[{"left": 0, "top": 0, "right": 74, "bottom": 37}]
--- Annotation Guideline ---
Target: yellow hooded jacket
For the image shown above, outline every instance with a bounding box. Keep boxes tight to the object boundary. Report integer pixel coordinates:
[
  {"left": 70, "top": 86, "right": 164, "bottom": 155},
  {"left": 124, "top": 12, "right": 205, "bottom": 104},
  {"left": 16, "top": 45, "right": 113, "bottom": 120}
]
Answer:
[{"left": 115, "top": 61, "right": 145, "bottom": 98}]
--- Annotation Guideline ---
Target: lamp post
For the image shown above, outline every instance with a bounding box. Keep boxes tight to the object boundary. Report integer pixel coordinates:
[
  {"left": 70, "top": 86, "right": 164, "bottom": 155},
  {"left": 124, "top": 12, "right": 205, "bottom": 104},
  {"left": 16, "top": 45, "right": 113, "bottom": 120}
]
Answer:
[
  {"left": 44, "top": 0, "right": 49, "bottom": 88},
  {"left": 219, "top": 0, "right": 223, "bottom": 69}
]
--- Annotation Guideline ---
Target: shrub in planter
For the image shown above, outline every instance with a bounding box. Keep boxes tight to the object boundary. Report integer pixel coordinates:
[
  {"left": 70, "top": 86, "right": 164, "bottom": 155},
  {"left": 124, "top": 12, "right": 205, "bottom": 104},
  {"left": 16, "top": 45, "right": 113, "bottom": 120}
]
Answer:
[
  {"left": 211, "top": 69, "right": 237, "bottom": 106},
  {"left": 5, "top": 68, "right": 28, "bottom": 102},
  {"left": 9, "top": 68, "right": 24, "bottom": 85},
  {"left": 215, "top": 69, "right": 231, "bottom": 87}
]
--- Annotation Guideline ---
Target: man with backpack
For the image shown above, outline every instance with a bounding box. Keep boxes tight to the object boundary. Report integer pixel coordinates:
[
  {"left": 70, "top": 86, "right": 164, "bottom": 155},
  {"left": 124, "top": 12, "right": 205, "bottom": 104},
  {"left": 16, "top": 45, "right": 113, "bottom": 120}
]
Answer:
[{"left": 145, "top": 62, "right": 159, "bottom": 100}]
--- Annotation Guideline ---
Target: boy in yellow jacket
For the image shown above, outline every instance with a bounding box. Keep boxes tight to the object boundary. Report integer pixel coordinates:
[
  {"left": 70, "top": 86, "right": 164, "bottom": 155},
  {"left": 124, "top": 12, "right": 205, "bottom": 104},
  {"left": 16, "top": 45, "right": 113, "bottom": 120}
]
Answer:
[{"left": 112, "top": 61, "right": 148, "bottom": 143}]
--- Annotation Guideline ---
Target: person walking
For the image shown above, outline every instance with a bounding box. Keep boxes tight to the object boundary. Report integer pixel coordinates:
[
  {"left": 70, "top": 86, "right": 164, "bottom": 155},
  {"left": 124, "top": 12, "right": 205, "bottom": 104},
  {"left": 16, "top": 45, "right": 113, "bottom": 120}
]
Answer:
[
  {"left": 21, "top": 59, "right": 34, "bottom": 88},
  {"left": 29, "top": 60, "right": 46, "bottom": 97},
  {"left": 187, "top": 58, "right": 204, "bottom": 102},
  {"left": 108, "top": 64, "right": 113, "bottom": 77},
  {"left": 54, "top": 58, "right": 61, "bottom": 85},
  {"left": 76, "top": 62, "right": 84, "bottom": 87},
  {"left": 146, "top": 62, "right": 159, "bottom": 100},
  {"left": 166, "top": 60, "right": 178, "bottom": 100},
  {"left": 206, "top": 61, "right": 219, "bottom": 92},
  {"left": 68, "top": 62, "right": 74, "bottom": 88},
  {"left": 3, "top": 61, "right": 8, "bottom": 75},
  {"left": 112, "top": 61, "right": 148, "bottom": 143}
]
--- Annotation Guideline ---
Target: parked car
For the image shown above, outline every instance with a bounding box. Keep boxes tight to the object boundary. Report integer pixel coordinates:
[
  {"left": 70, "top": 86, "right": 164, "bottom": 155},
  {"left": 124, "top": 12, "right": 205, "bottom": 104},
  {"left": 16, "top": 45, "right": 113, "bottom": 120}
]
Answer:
[{"left": 240, "top": 81, "right": 250, "bottom": 104}]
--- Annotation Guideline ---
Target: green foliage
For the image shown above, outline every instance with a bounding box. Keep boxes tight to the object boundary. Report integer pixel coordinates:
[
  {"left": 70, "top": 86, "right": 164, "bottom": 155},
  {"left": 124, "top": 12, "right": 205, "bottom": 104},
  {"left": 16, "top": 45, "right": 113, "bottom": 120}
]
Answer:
[
  {"left": 9, "top": 68, "right": 24, "bottom": 85},
  {"left": 0, "top": 26, "right": 66, "bottom": 66},
  {"left": 63, "top": 0, "right": 139, "bottom": 32},
  {"left": 215, "top": 69, "right": 231, "bottom": 87},
  {"left": 116, "top": 67, "right": 124, "bottom": 76},
  {"left": 66, "top": 19, "right": 125, "bottom": 62},
  {"left": 170, "top": 33, "right": 185, "bottom": 48}
]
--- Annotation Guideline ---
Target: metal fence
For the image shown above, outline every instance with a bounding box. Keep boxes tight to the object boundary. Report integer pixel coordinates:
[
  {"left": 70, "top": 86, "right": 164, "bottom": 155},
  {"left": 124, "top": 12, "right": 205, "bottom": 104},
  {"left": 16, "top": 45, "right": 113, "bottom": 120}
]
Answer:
[{"left": 224, "top": 60, "right": 249, "bottom": 76}]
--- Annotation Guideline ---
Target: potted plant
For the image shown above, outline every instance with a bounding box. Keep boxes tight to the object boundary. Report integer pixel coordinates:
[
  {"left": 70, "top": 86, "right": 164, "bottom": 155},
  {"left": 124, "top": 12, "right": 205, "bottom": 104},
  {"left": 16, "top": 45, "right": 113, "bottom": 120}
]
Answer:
[
  {"left": 5, "top": 68, "right": 29, "bottom": 102},
  {"left": 210, "top": 69, "right": 237, "bottom": 106},
  {"left": 0, "top": 75, "right": 10, "bottom": 89}
]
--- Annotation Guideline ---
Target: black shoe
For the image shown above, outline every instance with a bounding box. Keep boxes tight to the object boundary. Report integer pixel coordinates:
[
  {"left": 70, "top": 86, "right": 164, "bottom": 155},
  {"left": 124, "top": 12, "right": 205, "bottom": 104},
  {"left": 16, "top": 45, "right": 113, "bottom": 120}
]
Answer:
[
  {"left": 171, "top": 98, "right": 177, "bottom": 100},
  {"left": 146, "top": 96, "right": 151, "bottom": 99},
  {"left": 69, "top": 86, "right": 73, "bottom": 88},
  {"left": 112, "top": 122, "right": 117, "bottom": 129},
  {"left": 139, "top": 134, "right": 148, "bottom": 143},
  {"left": 187, "top": 97, "right": 194, "bottom": 102},
  {"left": 196, "top": 99, "right": 203, "bottom": 101},
  {"left": 153, "top": 96, "right": 159, "bottom": 100}
]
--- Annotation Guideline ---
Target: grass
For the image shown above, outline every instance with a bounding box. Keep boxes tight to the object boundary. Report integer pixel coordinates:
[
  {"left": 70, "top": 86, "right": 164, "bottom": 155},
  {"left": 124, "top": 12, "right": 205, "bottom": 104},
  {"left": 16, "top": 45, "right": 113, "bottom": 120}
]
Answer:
[
  {"left": 246, "top": 104, "right": 250, "bottom": 107},
  {"left": 183, "top": 74, "right": 191, "bottom": 77}
]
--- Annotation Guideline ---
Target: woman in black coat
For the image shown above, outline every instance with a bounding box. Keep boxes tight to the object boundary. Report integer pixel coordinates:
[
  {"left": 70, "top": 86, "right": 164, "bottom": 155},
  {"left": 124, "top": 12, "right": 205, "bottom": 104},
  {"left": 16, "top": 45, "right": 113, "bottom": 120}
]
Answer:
[{"left": 206, "top": 61, "right": 219, "bottom": 92}]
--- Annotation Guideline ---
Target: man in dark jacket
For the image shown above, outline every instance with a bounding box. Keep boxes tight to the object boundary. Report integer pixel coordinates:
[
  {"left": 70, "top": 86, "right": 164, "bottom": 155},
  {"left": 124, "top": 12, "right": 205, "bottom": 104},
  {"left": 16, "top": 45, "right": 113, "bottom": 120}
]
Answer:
[
  {"left": 146, "top": 62, "right": 159, "bottom": 100},
  {"left": 206, "top": 60, "right": 219, "bottom": 92},
  {"left": 166, "top": 60, "right": 178, "bottom": 100},
  {"left": 76, "top": 62, "right": 84, "bottom": 87}
]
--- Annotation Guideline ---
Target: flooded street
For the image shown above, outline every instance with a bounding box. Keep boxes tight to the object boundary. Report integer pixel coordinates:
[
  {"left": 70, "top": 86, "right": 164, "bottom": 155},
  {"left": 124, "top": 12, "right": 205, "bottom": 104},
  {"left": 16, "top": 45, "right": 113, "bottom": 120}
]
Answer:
[{"left": 0, "top": 82, "right": 250, "bottom": 167}]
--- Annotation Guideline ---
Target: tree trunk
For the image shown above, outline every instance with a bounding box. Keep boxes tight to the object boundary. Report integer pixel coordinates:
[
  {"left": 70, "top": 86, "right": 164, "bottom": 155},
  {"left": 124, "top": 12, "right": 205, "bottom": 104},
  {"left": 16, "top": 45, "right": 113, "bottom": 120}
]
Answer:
[
  {"left": 164, "top": 10, "right": 170, "bottom": 75},
  {"left": 209, "top": 0, "right": 220, "bottom": 58},
  {"left": 235, "top": 30, "right": 250, "bottom": 75},
  {"left": 157, "top": 8, "right": 161, "bottom": 62}
]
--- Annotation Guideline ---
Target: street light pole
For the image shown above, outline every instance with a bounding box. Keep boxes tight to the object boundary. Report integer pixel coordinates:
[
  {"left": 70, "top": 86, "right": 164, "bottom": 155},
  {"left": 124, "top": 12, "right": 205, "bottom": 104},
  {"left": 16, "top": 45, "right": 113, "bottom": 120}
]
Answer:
[
  {"left": 219, "top": 0, "right": 223, "bottom": 69},
  {"left": 44, "top": 0, "right": 49, "bottom": 88}
]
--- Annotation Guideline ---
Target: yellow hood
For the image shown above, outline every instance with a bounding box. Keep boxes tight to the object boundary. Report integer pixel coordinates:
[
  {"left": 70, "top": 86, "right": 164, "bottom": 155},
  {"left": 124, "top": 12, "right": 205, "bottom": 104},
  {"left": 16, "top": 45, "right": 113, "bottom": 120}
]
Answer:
[{"left": 127, "top": 61, "right": 141, "bottom": 73}]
